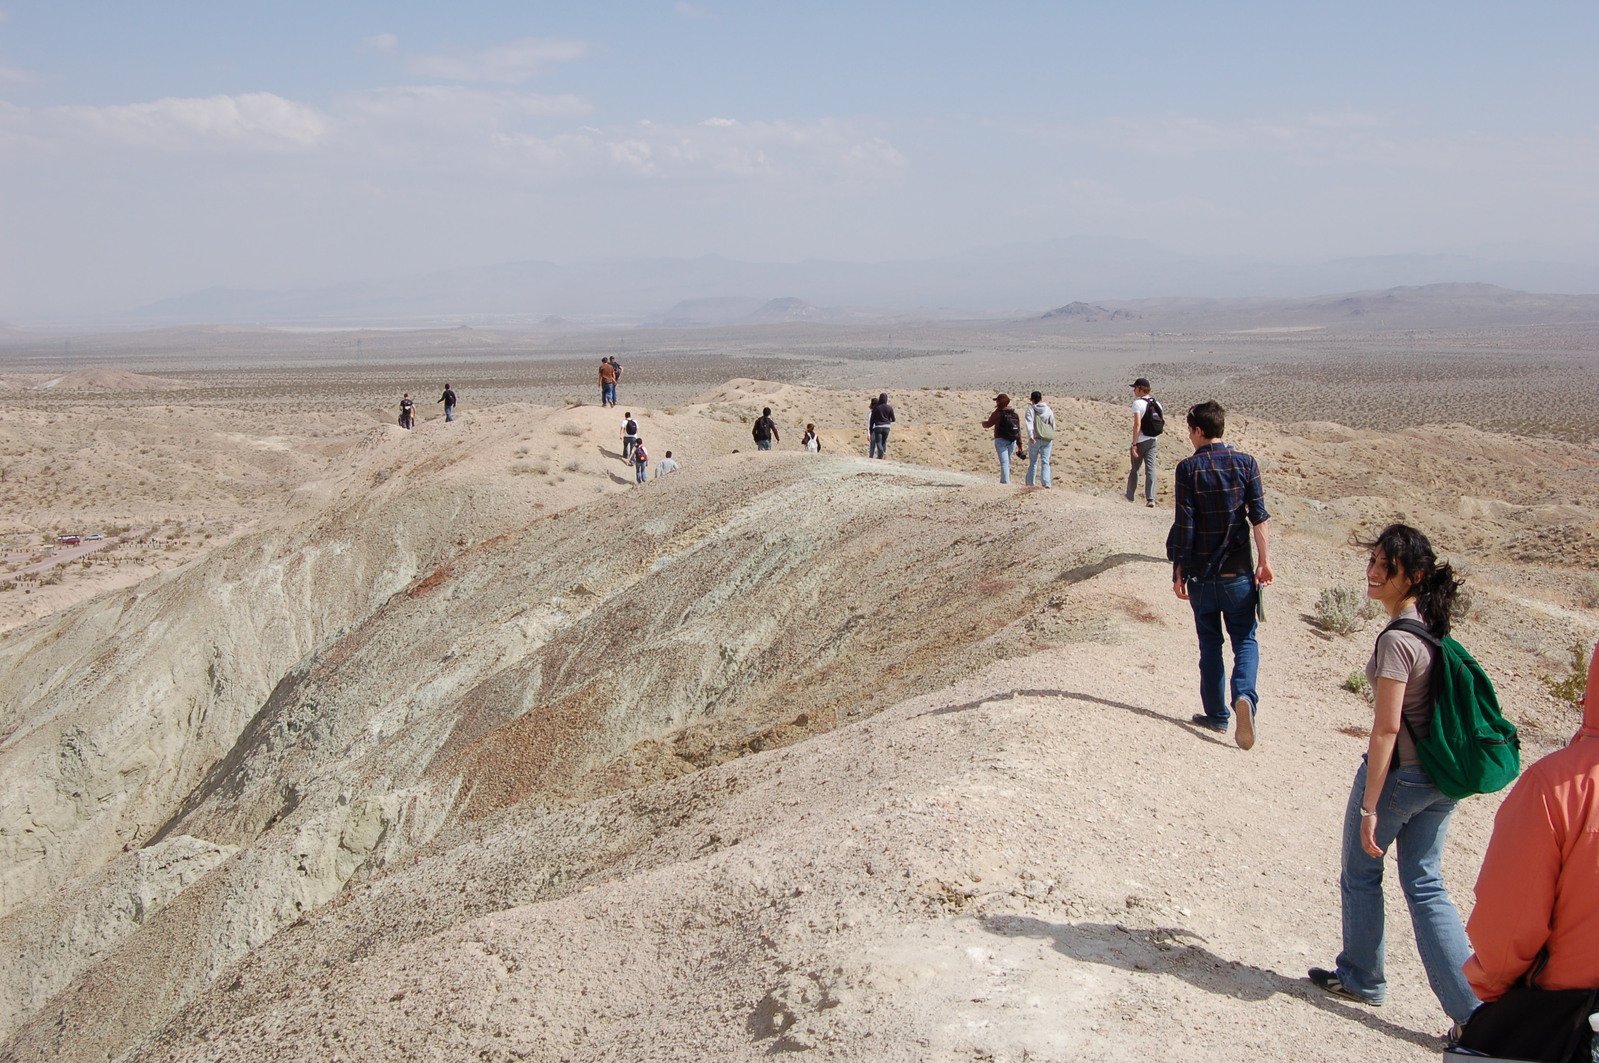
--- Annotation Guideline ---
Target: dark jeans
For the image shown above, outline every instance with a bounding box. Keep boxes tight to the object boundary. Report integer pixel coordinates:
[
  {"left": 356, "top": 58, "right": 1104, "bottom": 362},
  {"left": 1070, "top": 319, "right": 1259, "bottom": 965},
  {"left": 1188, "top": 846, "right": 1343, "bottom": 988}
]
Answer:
[
  {"left": 1186, "top": 574, "right": 1258, "bottom": 721},
  {"left": 869, "top": 426, "right": 890, "bottom": 458}
]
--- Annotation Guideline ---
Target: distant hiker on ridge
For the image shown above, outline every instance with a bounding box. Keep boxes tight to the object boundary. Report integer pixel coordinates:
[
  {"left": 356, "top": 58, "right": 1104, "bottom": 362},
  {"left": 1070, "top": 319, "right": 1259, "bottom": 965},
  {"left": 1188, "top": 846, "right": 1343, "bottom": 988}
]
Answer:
[
  {"left": 802, "top": 424, "right": 822, "bottom": 453},
  {"left": 598, "top": 358, "right": 618, "bottom": 407},
  {"left": 1024, "top": 390, "right": 1056, "bottom": 489},
  {"left": 438, "top": 383, "right": 456, "bottom": 423},
  {"left": 980, "top": 394, "right": 1024, "bottom": 484},
  {"left": 655, "top": 450, "right": 680, "bottom": 478},
  {"left": 1166, "top": 399, "right": 1271, "bottom": 747},
  {"left": 632, "top": 437, "right": 649, "bottom": 483},
  {"left": 1126, "top": 377, "right": 1163, "bottom": 506},
  {"left": 753, "top": 407, "right": 779, "bottom": 451},
  {"left": 621, "top": 412, "right": 639, "bottom": 462},
  {"left": 399, "top": 393, "right": 415, "bottom": 430},
  {"left": 868, "top": 393, "right": 895, "bottom": 458}
]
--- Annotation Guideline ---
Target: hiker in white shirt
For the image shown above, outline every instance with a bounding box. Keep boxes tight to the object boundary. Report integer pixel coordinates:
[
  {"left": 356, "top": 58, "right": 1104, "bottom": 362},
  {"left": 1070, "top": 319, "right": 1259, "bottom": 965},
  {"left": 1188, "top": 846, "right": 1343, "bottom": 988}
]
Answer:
[
  {"left": 1024, "top": 390, "right": 1057, "bottom": 489},
  {"left": 654, "top": 451, "right": 681, "bottom": 478}
]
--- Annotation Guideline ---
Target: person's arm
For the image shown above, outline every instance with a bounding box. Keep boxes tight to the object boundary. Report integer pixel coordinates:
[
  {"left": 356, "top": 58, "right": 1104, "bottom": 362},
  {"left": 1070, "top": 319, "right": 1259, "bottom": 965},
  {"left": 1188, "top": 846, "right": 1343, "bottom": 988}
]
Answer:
[
  {"left": 1252, "top": 521, "right": 1273, "bottom": 586},
  {"left": 1025, "top": 405, "right": 1036, "bottom": 440},
  {"left": 1359, "top": 675, "right": 1405, "bottom": 857},
  {"left": 1463, "top": 773, "right": 1561, "bottom": 1001},
  {"left": 981, "top": 410, "right": 999, "bottom": 429},
  {"left": 1131, "top": 402, "right": 1143, "bottom": 453},
  {"left": 1168, "top": 462, "right": 1194, "bottom": 599}
]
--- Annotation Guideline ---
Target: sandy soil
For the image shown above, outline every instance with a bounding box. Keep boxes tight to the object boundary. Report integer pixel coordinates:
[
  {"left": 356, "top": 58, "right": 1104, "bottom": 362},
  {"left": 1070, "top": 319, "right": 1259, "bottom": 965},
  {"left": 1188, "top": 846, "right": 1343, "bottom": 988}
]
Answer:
[{"left": 0, "top": 344, "right": 1595, "bottom": 1061}]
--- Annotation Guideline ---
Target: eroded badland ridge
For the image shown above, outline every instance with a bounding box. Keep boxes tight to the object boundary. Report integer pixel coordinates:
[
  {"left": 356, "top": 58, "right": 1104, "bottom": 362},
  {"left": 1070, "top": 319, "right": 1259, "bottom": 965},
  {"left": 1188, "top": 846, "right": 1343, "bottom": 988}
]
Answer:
[{"left": 1, "top": 355, "right": 1597, "bottom": 1060}]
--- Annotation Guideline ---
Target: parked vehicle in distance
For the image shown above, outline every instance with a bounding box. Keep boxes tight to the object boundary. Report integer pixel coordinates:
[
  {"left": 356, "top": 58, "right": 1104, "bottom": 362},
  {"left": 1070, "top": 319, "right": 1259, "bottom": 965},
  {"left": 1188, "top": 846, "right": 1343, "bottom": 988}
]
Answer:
[
  {"left": 85, "top": 533, "right": 104, "bottom": 541},
  {"left": 56, "top": 535, "right": 81, "bottom": 545}
]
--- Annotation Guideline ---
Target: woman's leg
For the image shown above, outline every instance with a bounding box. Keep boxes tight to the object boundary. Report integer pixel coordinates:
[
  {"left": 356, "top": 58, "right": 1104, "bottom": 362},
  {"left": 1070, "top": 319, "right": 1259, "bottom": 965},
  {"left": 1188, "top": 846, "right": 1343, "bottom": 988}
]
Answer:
[
  {"left": 1393, "top": 780, "right": 1481, "bottom": 1024},
  {"left": 1334, "top": 761, "right": 1392, "bottom": 1003}
]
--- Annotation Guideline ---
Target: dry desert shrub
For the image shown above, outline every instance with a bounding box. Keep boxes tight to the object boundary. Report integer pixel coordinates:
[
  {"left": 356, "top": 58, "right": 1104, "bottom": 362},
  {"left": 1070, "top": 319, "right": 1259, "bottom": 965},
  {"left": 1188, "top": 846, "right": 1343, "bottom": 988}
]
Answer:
[
  {"left": 1314, "top": 586, "right": 1374, "bottom": 635},
  {"left": 1540, "top": 640, "right": 1591, "bottom": 706},
  {"left": 557, "top": 424, "right": 584, "bottom": 437},
  {"left": 563, "top": 459, "right": 581, "bottom": 472},
  {"left": 1342, "top": 671, "right": 1374, "bottom": 702}
]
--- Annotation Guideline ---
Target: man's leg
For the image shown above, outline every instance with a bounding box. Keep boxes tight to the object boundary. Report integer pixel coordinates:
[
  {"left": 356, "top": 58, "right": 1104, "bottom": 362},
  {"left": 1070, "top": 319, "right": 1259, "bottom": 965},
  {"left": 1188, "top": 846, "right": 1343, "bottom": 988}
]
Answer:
[
  {"left": 1040, "top": 439, "right": 1053, "bottom": 488},
  {"left": 1141, "top": 439, "right": 1158, "bottom": 503},
  {"left": 1188, "top": 580, "right": 1228, "bottom": 723},
  {"left": 445, "top": 406, "right": 454, "bottom": 422},
  {"left": 1026, "top": 444, "right": 1040, "bottom": 486},
  {"left": 1218, "top": 575, "right": 1260, "bottom": 714},
  {"left": 994, "top": 438, "right": 1011, "bottom": 483},
  {"left": 1125, "top": 448, "right": 1140, "bottom": 501}
]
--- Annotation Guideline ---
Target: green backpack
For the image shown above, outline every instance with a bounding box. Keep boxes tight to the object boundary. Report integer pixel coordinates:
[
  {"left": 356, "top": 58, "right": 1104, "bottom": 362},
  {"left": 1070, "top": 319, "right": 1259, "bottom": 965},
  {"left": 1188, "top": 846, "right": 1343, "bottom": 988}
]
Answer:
[{"left": 1385, "top": 618, "right": 1520, "bottom": 799}]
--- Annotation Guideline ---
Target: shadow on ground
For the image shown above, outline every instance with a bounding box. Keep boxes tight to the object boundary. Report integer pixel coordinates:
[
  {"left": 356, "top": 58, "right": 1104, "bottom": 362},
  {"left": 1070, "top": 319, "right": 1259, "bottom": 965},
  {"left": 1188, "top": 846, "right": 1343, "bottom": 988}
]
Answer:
[
  {"left": 979, "top": 915, "right": 1439, "bottom": 1051},
  {"left": 917, "top": 688, "right": 1231, "bottom": 745}
]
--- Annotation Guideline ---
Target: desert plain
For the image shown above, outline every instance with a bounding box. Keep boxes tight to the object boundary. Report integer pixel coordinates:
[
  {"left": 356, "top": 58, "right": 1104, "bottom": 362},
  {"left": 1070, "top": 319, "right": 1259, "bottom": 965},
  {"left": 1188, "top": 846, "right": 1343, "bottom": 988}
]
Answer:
[{"left": 1, "top": 308, "right": 1597, "bottom": 1061}]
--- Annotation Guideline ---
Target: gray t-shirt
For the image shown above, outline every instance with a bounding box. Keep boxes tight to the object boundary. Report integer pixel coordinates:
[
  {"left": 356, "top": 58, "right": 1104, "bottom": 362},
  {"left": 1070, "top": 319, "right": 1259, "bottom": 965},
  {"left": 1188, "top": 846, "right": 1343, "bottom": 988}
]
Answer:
[{"left": 1365, "top": 604, "right": 1434, "bottom": 767}]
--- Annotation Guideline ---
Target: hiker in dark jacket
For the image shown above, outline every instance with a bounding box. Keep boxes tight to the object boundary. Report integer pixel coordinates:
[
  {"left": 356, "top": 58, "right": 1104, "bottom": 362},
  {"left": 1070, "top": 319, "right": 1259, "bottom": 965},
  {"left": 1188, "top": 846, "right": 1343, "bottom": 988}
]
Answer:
[
  {"left": 868, "top": 393, "right": 895, "bottom": 458},
  {"left": 980, "top": 394, "right": 1023, "bottom": 483},
  {"left": 752, "top": 407, "right": 780, "bottom": 451},
  {"left": 438, "top": 384, "right": 456, "bottom": 422}
]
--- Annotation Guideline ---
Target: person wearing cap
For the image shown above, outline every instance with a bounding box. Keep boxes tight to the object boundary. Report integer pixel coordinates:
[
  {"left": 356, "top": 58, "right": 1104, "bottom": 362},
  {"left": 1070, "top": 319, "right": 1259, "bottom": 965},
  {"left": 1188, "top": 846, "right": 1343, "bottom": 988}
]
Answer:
[
  {"left": 1024, "top": 390, "right": 1056, "bottom": 488},
  {"left": 1452, "top": 641, "right": 1599, "bottom": 1053},
  {"left": 1127, "top": 377, "right": 1161, "bottom": 506},
  {"left": 980, "top": 394, "right": 1025, "bottom": 484}
]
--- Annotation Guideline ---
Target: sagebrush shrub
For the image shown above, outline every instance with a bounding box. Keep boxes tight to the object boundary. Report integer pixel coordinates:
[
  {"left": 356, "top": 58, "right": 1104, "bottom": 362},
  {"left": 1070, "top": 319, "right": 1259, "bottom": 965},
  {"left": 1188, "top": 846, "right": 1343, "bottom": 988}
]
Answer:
[{"left": 1315, "top": 586, "right": 1368, "bottom": 635}]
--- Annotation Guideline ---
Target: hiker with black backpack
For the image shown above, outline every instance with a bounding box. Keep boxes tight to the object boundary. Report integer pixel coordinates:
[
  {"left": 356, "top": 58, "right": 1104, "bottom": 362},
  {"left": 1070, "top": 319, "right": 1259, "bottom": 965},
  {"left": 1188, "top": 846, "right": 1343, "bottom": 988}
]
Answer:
[
  {"left": 1452, "top": 642, "right": 1596, "bottom": 1061},
  {"left": 752, "top": 408, "right": 780, "bottom": 451},
  {"left": 1126, "top": 377, "right": 1163, "bottom": 506},
  {"left": 981, "top": 394, "right": 1024, "bottom": 484},
  {"left": 621, "top": 412, "right": 639, "bottom": 462},
  {"left": 1309, "top": 523, "right": 1504, "bottom": 1041}
]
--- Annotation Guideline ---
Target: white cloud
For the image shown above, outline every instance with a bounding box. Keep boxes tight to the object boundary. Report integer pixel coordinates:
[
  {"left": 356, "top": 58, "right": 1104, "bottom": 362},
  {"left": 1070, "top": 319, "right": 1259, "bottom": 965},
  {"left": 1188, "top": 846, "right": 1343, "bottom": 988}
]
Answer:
[
  {"left": 344, "top": 85, "right": 591, "bottom": 124},
  {"left": 488, "top": 117, "right": 907, "bottom": 186},
  {"left": 675, "top": 2, "right": 708, "bottom": 17},
  {"left": 1100, "top": 111, "right": 1391, "bottom": 159},
  {"left": 359, "top": 33, "right": 399, "bottom": 54},
  {"left": 0, "top": 62, "right": 27, "bottom": 84},
  {"left": 406, "top": 37, "right": 587, "bottom": 84},
  {"left": 47, "top": 92, "right": 330, "bottom": 151}
]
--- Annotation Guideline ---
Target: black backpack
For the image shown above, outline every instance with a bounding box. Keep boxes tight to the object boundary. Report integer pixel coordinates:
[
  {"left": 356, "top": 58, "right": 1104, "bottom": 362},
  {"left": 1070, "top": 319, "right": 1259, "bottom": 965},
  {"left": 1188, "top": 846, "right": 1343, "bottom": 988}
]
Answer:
[
  {"left": 1140, "top": 398, "right": 1165, "bottom": 437},
  {"left": 998, "top": 408, "right": 1022, "bottom": 441},
  {"left": 625, "top": 419, "right": 638, "bottom": 435},
  {"left": 753, "top": 416, "right": 773, "bottom": 441}
]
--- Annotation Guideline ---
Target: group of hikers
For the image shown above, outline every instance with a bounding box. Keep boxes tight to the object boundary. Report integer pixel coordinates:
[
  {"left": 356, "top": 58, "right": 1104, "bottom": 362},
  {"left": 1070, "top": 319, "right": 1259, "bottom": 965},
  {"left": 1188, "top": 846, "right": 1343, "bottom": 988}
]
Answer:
[
  {"left": 405, "top": 360, "right": 1595, "bottom": 1055},
  {"left": 1008, "top": 375, "right": 1596, "bottom": 1057},
  {"left": 397, "top": 385, "right": 456, "bottom": 429}
]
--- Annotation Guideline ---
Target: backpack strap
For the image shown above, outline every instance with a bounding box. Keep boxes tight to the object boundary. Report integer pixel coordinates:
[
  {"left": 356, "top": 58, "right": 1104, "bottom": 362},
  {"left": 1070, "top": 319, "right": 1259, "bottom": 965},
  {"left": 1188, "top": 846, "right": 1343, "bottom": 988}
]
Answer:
[{"left": 1380, "top": 617, "right": 1441, "bottom": 748}]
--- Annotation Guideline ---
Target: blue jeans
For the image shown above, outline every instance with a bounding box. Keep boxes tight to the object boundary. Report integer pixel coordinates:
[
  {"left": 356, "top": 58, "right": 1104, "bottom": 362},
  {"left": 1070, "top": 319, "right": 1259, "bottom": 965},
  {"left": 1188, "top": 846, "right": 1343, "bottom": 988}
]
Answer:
[
  {"left": 870, "top": 426, "right": 890, "bottom": 459},
  {"left": 756, "top": 439, "right": 772, "bottom": 451},
  {"left": 634, "top": 462, "right": 647, "bottom": 483},
  {"left": 1126, "top": 438, "right": 1157, "bottom": 502},
  {"left": 1334, "top": 759, "right": 1480, "bottom": 1023},
  {"left": 1026, "top": 439, "right": 1053, "bottom": 487},
  {"left": 994, "top": 438, "right": 1017, "bottom": 483},
  {"left": 1186, "top": 574, "right": 1258, "bottom": 721},
  {"left": 444, "top": 405, "right": 454, "bottom": 422},
  {"left": 601, "top": 382, "right": 616, "bottom": 406}
]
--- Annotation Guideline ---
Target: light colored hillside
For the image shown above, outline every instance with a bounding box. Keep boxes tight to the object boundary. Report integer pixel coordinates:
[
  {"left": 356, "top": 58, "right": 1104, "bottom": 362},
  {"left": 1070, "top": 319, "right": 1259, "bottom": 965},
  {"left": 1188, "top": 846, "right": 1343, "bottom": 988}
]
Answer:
[{"left": 0, "top": 383, "right": 1595, "bottom": 1061}]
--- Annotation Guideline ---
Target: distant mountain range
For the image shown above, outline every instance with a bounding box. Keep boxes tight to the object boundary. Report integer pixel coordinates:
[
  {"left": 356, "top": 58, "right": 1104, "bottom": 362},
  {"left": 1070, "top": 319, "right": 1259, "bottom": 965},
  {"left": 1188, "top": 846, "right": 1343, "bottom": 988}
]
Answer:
[{"left": 111, "top": 236, "right": 1599, "bottom": 328}]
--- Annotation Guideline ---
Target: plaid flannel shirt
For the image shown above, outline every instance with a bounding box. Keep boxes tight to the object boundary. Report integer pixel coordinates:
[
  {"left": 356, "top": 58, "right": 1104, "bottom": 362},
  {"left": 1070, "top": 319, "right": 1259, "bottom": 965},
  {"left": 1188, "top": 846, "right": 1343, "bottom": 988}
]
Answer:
[{"left": 1167, "top": 441, "right": 1269, "bottom": 580}]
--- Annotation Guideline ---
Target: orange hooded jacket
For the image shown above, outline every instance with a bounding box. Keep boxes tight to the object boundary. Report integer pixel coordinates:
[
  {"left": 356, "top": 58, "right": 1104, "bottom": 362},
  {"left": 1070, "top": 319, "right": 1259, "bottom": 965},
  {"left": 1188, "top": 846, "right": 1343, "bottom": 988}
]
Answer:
[{"left": 1463, "top": 642, "right": 1599, "bottom": 1001}]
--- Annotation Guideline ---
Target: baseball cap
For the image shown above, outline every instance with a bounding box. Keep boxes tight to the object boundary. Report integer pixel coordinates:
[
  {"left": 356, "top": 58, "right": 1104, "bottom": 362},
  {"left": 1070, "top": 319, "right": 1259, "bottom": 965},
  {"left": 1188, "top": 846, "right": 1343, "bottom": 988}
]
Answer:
[{"left": 1130, "top": 377, "right": 1151, "bottom": 389}]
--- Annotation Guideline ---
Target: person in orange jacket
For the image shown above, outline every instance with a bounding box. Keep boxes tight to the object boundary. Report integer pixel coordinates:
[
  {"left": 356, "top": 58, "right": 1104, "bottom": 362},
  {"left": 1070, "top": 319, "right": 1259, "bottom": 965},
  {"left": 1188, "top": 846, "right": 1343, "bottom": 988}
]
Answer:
[{"left": 1463, "top": 642, "right": 1599, "bottom": 1003}]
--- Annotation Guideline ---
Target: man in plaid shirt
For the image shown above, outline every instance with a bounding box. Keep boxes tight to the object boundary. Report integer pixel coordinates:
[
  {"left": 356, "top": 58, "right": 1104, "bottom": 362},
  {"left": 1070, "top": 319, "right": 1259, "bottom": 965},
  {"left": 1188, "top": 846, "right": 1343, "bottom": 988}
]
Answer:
[{"left": 1166, "top": 399, "right": 1274, "bottom": 749}]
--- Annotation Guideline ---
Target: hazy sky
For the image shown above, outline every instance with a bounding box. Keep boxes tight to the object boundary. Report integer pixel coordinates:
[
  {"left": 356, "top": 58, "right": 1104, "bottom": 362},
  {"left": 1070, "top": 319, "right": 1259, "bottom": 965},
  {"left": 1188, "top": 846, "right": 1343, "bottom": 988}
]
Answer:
[{"left": 3, "top": 1, "right": 1598, "bottom": 319}]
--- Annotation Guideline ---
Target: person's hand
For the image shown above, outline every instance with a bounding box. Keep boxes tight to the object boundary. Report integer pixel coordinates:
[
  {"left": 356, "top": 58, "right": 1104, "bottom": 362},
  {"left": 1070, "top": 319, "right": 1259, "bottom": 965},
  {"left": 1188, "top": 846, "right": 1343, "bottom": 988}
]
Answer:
[
  {"left": 1255, "top": 559, "right": 1274, "bottom": 587},
  {"left": 1360, "top": 814, "right": 1384, "bottom": 858},
  {"left": 1173, "top": 578, "right": 1189, "bottom": 601}
]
